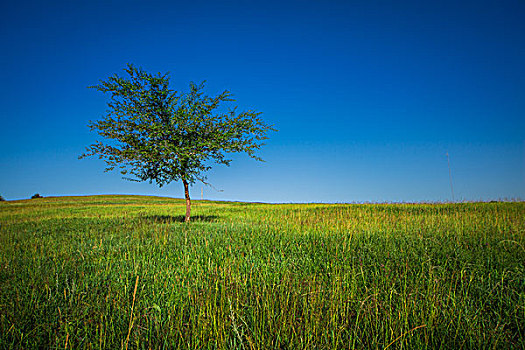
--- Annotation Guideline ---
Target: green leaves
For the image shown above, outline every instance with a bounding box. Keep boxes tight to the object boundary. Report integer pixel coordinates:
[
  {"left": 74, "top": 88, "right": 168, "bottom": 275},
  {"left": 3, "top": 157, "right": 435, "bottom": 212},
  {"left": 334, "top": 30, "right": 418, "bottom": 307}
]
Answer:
[{"left": 81, "top": 64, "right": 276, "bottom": 188}]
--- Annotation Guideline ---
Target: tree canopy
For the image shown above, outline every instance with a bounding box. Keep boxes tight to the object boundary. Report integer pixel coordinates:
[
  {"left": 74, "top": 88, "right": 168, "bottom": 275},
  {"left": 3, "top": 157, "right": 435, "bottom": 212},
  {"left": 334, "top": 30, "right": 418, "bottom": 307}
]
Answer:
[{"left": 80, "top": 64, "right": 276, "bottom": 221}]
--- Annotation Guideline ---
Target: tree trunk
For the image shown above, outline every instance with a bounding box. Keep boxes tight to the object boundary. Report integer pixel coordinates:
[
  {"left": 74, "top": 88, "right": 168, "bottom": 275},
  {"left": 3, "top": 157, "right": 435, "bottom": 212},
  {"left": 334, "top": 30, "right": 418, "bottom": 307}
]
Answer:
[{"left": 183, "top": 179, "right": 191, "bottom": 222}]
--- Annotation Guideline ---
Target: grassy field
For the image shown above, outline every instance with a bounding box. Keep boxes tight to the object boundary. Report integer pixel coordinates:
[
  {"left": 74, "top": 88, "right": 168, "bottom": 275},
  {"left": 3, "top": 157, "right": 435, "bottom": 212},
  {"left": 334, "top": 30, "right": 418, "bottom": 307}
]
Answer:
[{"left": 0, "top": 195, "right": 523, "bottom": 349}]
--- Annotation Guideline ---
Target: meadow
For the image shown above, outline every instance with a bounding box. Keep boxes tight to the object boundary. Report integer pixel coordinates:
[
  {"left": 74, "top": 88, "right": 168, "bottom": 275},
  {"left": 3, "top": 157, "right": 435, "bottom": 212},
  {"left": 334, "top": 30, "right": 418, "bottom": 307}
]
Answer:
[{"left": 0, "top": 195, "right": 523, "bottom": 349}]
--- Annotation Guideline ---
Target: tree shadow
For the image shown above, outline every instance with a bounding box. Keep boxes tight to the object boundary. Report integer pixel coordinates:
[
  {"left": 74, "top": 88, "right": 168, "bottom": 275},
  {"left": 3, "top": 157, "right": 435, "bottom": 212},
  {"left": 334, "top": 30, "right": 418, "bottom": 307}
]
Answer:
[{"left": 141, "top": 215, "right": 219, "bottom": 224}]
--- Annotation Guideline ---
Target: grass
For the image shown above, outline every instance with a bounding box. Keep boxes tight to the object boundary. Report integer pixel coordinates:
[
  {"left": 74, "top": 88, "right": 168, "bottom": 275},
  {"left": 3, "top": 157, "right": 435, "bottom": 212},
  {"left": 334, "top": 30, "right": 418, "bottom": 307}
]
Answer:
[{"left": 0, "top": 195, "right": 523, "bottom": 349}]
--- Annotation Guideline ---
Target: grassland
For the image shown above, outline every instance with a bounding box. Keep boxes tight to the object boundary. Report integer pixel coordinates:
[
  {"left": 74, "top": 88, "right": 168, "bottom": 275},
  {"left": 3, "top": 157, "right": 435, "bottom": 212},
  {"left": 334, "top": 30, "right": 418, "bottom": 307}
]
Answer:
[{"left": 0, "top": 195, "right": 523, "bottom": 349}]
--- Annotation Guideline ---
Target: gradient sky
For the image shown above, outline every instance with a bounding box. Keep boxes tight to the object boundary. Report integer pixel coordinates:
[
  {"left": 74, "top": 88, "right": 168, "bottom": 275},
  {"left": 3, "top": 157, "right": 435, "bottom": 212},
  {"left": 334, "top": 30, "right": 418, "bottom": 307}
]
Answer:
[{"left": 1, "top": 0, "right": 524, "bottom": 202}]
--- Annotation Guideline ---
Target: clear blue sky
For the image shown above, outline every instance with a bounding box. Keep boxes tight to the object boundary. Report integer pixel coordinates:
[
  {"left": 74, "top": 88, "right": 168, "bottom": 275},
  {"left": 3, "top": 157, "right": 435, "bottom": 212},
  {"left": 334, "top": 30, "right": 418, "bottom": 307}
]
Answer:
[{"left": 1, "top": 0, "right": 524, "bottom": 202}]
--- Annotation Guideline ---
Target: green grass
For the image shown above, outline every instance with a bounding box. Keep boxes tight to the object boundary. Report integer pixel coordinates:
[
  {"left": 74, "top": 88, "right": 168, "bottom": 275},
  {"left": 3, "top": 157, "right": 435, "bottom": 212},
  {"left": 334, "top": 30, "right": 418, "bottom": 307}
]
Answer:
[{"left": 0, "top": 195, "right": 523, "bottom": 349}]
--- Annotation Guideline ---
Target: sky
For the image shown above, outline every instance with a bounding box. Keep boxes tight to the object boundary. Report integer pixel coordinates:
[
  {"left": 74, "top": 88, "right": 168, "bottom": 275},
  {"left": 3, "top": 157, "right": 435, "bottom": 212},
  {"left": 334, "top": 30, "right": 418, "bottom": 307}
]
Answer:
[{"left": 1, "top": 0, "right": 524, "bottom": 203}]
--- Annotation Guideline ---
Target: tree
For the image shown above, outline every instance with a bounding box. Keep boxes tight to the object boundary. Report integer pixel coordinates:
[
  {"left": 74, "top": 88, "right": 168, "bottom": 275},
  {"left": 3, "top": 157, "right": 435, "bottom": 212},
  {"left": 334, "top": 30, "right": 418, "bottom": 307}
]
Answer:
[{"left": 80, "top": 64, "right": 276, "bottom": 222}]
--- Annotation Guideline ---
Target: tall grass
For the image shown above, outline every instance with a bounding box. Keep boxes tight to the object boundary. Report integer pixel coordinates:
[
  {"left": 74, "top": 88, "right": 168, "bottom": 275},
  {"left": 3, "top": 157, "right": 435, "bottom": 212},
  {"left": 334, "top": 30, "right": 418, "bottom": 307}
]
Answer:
[{"left": 0, "top": 196, "right": 523, "bottom": 349}]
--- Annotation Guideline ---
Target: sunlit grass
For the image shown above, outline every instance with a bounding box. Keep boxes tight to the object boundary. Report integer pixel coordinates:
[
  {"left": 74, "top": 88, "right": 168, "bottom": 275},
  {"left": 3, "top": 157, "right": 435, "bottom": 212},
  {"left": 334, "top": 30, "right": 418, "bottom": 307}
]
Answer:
[{"left": 0, "top": 196, "right": 523, "bottom": 348}]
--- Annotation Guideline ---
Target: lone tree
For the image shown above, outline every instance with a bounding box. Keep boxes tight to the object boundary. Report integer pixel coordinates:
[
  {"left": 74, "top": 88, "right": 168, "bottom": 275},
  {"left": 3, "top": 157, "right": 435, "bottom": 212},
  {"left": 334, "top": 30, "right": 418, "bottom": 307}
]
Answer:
[{"left": 80, "top": 64, "right": 275, "bottom": 222}]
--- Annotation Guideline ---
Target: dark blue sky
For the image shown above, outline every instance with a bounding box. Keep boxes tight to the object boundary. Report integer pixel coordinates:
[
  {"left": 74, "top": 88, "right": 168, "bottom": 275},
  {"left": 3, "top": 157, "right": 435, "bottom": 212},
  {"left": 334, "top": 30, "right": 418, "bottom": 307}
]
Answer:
[{"left": 1, "top": 0, "right": 524, "bottom": 202}]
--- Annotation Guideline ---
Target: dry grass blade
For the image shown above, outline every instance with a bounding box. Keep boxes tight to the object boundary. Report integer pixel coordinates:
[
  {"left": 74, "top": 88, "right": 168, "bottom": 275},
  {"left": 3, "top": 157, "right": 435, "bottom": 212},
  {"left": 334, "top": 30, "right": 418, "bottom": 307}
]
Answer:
[
  {"left": 124, "top": 275, "right": 139, "bottom": 350},
  {"left": 384, "top": 325, "right": 426, "bottom": 350}
]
